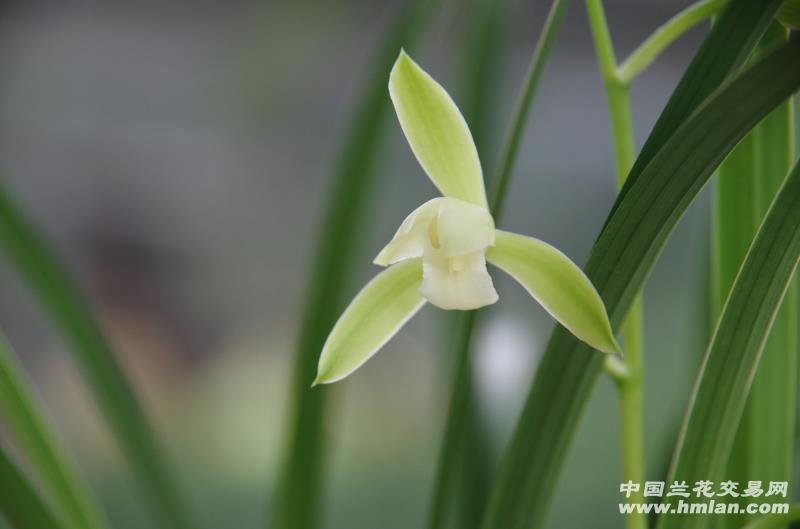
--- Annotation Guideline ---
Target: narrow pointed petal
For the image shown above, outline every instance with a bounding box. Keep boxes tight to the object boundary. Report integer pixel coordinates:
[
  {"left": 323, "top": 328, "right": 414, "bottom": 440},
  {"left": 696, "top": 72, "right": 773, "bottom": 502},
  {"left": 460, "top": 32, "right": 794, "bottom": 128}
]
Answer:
[
  {"left": 315, "top": 259, "right": 425, "bottom": 384},
  {"left": 421, "top": 248, "right": 498, "bottom": 310},
  {"left": 486, "top": 230, "right": 619, "bottom": 354},
  {"left": 389, "top": 51, "right": 487, "bottom": 208}
]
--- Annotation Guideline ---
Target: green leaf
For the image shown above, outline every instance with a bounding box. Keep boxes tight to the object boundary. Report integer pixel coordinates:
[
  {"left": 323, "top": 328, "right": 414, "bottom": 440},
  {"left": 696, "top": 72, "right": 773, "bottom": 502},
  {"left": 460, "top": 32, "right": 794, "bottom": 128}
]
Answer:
[
  {"left": 613, "top": 0, "right": 783, "bottom": 216},
  {"left": 480, "top": 31, "right": 800, "bottom": 529},
  {"left": 272, "top": 3, "right": 440, "bottom": 526},
  {"left": 389, "top": 51, "right": 488, "bottom": 208},
  {"left": 616, "top": 0, "right": 728, "bottom": 84},
  {"left": 0, "top": 445, "right": 68, "bottom": 529},
  {"left": 715, "top": 23, "right": 797, "bottom": 529},
  {"left": 0, "top": 337, "right": 107, "bottom": 529},
  {"left": 488, "top": 0, "right": 572, "bottom": 220},
  {"left": 487, "top": 230, "right": 618, "bottom": 355},
  {"left": 777, "top": 0, "right": 800, "bottom": 28},
  {"left": 0, "top": 183, "right": 193, "bottom": 529},
  {"left": 314, "top": 259, "right": 425, "bottom": 384},
  {"left": 657, "top": 159, "right": 800, "bottom": 529}
]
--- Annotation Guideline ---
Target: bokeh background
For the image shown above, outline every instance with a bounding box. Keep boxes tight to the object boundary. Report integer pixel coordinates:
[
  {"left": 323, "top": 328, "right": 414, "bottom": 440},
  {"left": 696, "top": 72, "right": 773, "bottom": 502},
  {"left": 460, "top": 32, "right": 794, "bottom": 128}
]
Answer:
[{"left": 0, "top": 0, "right": 773, "bottom": 527}]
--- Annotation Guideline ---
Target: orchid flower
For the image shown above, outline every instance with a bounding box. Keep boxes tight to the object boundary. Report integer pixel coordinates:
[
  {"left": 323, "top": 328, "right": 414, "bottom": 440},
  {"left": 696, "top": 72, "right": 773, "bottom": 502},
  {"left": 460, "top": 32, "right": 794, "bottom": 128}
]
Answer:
[{"left": 314, "top": 51, "right": 619, "bottom": 385}]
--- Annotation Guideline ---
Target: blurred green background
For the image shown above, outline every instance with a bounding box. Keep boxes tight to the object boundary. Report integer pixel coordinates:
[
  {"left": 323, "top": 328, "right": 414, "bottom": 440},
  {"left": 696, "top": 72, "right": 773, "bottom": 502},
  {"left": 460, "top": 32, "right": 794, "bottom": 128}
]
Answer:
[{"left": 0, "top": 0, "right": 778, "bottom": 528}]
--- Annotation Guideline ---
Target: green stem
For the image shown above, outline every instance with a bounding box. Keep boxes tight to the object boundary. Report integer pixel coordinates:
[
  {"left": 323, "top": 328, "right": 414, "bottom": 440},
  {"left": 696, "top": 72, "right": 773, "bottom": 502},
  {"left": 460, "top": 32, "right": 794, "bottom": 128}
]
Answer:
[
  {"left": 427, "top": 312, "right": 483, "bottom": 529},
  {"left": 585, "top": 2, "right": 644, "bottom": 529},
  {"left": 428, "top": 2, "right": 572, "bottom": 527},
  {"left": 617, "top": 0, "right": 727, "bottom": 84},
  {"left": 426, "top": 1, "right": 506, "bottom": 527},
  {"left": 0, "top": 336, "right": 108, "bottom": 529}
]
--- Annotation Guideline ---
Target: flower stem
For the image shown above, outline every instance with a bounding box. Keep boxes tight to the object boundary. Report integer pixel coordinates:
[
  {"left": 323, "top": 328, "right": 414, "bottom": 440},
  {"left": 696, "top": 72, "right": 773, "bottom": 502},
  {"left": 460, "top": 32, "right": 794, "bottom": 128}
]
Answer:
[
  {"left": 426, "top": 1, "right": 503, "bottom": 527},
  {"left": 585, "top": 1, "right": 644, "bottom": 528},
  {"left": 428, "top": 2, "right": 572, "bottom": 528},
  {"left": 427, "top": 312, "right": 486, "bottom": 529},
  {"left": 617, "top": 0, "right": 727, "bottom": 84},
  {"left": 583, "top": 1, "right": 731, "bottom": 522}
]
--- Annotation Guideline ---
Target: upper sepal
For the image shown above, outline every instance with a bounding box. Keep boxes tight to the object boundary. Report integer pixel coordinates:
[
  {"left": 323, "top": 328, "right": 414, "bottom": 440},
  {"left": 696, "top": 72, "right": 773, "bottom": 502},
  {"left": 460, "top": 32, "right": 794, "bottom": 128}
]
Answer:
[{"left": 389, "top": 51, "right": 488, "bottom": 208}]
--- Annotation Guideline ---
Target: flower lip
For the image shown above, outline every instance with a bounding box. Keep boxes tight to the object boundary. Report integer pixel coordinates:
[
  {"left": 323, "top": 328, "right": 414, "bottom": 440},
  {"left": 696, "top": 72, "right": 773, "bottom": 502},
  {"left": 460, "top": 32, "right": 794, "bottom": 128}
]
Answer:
[{"left": 421, "top": 247, "right": 499, "bottom": 310}]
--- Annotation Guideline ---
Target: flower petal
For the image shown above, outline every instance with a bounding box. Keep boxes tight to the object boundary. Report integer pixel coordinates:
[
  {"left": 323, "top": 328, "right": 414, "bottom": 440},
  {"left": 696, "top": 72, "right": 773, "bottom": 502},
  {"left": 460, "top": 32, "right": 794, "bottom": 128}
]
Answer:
[
  {"left": 315, "top": 259, "right": 425, "bottom": 384},
  {"left": 421, "top": 248, "right": 498, "bottom": 310},
  {"left": 486, "top": 230, "right": 619, "bottom": 354},
  {"left": 374, "top": 198, "right": 441, "bottom": 266},
  {"left": 433, "top": 198, "right": 495, "bottom": 256},
  {"left": 389, "top": 51, "right": 487, "bottom": 208},
  {"left": 374, "top": 197, "right": 495, "bottom": 266}
]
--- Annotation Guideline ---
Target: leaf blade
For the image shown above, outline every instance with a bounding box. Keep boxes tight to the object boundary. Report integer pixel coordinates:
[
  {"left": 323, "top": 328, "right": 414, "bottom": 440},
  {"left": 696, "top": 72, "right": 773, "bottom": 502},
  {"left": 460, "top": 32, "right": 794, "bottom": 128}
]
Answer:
[
  {"left": 0, "top": 183, "right": 193, "bottom": 529},
  {"left": 0, "top": 336, "right": 107, "bottom": 529},
  {"left": 716, "top": 23, "right": 797, "bottom": 529},
  {"left": 657, "top": 157, "right": 800, "bottom": 529},
  {"left": 272, "top": 2, "right": 440, "bottom": 527},
  {"left": 480, "top": 32, "right": 800, "bottom": 529},
  {"left": 612, "top": 0, "right": 783, "bottom": 218},
  {"left": 0, "top": 445, "right": 69, "bottom": 529}
]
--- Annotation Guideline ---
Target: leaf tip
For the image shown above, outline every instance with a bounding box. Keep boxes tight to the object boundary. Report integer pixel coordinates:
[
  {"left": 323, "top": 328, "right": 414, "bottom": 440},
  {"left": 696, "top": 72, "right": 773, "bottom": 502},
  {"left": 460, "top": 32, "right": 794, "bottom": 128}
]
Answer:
[
  {"left": 312, "top": 362, "right": 337, "bottom": 387},
  {"left": 373, "top": 252, "right": 390, "bottom": 267},
  {"left": 396, "top": 48, "right": 410, "bottom": 63},
  {"left": 605, "top": 337, "right": 623, "bottom": 356},
  {"left": 593, "top": 326, "right": 621, "bottom": 355},
  {"left": 390, "top": 49, "right": 417, "bottom": 88}
]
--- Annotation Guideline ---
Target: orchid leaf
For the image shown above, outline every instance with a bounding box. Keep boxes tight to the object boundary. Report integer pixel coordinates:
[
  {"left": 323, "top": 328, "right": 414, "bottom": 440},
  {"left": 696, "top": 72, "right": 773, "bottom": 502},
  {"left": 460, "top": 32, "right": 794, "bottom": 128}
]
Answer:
[
  {"left": 657, "top": 157, "right": 800, "bottom": 529},
  {"left": 0, "top": 181, "right": 194, "bottom": 529},
  {"left": 0, "top": 336, "right": 107, "bottom": 529},
  {"left": 389, "top": 51, "right": 488, "bottom": 208},
  {"left": 486, "top": 230, "right": 618, "bottom": 355},
  {"left": 481, "top": 31, "right": 800, "bottom": 529},
  {"left": 0, "top": 445, "right": 68, "bottom": 529},
  {"left": 716, "top": 24, "right": 796, "bottom": 529},
  {"left": 274, "top": 2, "right": 440, "bottom": 526},
  {"left": 314, "top": 259, "right": 425, "bottom": 384}
]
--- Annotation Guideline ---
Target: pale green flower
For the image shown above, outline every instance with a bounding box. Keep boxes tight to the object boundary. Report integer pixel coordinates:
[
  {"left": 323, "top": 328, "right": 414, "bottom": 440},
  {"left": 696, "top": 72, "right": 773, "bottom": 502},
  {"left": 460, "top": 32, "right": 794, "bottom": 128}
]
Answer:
[{"left": 314, "top": 51, "right": 619, "bottom": 385}]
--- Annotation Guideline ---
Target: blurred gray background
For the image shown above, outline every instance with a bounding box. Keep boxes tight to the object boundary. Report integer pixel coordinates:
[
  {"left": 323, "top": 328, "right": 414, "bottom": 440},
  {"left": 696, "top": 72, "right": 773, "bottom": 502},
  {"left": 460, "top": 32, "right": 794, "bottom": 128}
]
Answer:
[{"left": 0, "top": 1, "right": 736, "bottom": 528}]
